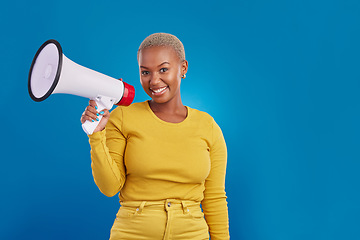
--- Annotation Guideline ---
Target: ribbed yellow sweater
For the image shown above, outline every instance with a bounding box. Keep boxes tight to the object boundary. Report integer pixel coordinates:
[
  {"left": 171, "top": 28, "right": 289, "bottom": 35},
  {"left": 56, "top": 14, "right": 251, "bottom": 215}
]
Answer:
[{"left": 88, "top": 101, "right": 229, "bottom": 239}]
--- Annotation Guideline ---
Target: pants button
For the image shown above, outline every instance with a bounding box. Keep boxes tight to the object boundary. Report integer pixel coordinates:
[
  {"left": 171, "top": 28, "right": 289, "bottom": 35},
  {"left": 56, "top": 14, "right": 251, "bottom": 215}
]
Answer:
[{"left": 167, "top": 202, "right": 171, "bottom": 207}]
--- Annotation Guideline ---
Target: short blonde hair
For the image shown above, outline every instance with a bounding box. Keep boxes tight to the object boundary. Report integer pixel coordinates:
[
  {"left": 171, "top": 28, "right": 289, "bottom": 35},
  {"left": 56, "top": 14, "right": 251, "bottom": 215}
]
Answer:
[{"left": 138, "top": 33, "right": 185, "bottom": 61}]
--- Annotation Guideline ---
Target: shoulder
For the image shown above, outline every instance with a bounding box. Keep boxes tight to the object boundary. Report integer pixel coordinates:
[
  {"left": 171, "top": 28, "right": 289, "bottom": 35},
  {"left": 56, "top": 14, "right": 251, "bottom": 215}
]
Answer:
[
  {"left": 188, "top": 106, "right": 216, "bottom": 126},
  {"left": 188, "top": 107, "right": 224, "bottom": 140},
  {"left": 111, "top": 101, "right": 148, "bottom": 116},
  {"left": 108, "top": 102, "right": 148, "bottom": 129},
  {"left": 107, "top": 101, "right": 149, "bottom": 132}
]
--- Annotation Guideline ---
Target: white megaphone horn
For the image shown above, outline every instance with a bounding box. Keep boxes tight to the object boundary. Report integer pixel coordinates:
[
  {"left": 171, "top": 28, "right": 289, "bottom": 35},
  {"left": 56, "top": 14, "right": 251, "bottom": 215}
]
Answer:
[{"left": 28, "top": 39, "right": 135, "bottom": 135}]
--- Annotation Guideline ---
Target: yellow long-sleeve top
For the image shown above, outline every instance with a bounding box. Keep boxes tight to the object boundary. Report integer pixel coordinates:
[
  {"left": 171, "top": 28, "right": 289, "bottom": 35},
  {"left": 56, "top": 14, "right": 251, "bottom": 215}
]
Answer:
[{"left": 88, "top": 101, "right": 229, "bottom": 239}]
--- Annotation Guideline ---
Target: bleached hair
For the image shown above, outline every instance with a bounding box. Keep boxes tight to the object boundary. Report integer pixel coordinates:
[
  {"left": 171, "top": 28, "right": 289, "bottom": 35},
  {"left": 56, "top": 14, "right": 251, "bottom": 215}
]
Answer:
[{"left": 138, "top": 33, "right": 185, "bottom": 61}]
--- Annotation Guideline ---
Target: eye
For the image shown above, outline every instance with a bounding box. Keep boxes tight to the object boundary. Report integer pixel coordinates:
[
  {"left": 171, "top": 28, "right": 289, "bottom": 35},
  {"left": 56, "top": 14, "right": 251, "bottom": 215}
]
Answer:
[
  {"left": 141, "top": 71, "right": 150, "bottom": 76},
  {"left": 160, "top": 68, "right": 168, "bottom": 73}
]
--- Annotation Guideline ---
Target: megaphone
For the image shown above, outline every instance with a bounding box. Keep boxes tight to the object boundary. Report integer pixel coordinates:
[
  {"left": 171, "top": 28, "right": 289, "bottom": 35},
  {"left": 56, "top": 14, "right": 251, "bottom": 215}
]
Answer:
[{"left": 28, "top": 39, "right": 135, "bottom": 135}]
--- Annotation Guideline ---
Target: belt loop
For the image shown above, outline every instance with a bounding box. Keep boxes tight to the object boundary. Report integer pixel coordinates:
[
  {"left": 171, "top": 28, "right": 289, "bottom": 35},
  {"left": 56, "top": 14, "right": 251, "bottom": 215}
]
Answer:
[
  {"left": 181, "top": 200, "right": 189, "bottom": 214},
  {"left": 136, "top": 201, "right": 146, "bottom": 214}
]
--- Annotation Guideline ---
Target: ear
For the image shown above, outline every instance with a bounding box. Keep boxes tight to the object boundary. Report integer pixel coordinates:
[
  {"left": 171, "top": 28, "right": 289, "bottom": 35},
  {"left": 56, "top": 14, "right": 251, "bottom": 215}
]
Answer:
[{"left": 181, "top": 60, "right": 188, "bottom": 76}]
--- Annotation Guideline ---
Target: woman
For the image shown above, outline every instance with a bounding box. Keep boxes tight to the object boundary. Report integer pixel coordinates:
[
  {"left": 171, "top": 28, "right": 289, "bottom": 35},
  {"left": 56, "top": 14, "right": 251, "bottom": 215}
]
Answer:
[{"left": 81, "top": 33, "right": 229, "bottom": 240}]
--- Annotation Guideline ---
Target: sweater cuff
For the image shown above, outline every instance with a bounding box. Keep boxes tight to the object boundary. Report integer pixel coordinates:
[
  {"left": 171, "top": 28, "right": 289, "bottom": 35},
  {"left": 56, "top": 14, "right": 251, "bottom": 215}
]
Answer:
[{"left": 88, "top": 129, "right": 106, "bottom": 145}]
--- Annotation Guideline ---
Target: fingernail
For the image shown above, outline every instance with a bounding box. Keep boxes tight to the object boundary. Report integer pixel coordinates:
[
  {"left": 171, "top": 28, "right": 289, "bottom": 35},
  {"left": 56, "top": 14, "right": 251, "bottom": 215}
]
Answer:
[
  {"left": 95, "top": 106, "right": 98, "bottom": 110},
  {"left": 92, "top": 119, "right": 94, "bottom": 122},
  {"left": 96, "top": 118, "right": 99, "bottom": 121},
  {"left": 96, "top": 113, "right": 99, "bottom": 116},
  {"left": 100, "top": 111, "right": 104, "bottom": 115}
]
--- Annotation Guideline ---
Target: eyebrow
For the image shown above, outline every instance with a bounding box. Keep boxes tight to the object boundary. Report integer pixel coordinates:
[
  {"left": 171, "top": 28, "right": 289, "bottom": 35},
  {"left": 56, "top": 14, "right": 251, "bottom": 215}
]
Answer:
[{"left": 140, "top": 61, "right": 170, "bottom": 69}]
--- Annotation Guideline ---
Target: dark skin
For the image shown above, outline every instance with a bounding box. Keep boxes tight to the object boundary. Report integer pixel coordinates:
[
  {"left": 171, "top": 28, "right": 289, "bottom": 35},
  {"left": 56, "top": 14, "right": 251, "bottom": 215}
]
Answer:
[
  {"left": 81, "top": 45, "right": 188, "bottom": 131},
  {"left": 139, "top": 46, "right": 188, "bottom": 123}
]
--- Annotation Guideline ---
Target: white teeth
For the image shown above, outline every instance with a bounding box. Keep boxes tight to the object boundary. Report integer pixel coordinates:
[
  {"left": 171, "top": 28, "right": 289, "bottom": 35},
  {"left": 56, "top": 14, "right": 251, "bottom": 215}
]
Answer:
[{"left": 152, "top": 86, "right": 167, "bottom": 93}]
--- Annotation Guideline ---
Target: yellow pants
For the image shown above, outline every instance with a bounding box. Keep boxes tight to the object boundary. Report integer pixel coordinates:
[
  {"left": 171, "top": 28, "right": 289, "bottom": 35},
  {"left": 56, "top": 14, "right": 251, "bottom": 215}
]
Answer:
[{"left": 109, "top": 199, "right": 209, "bottom": 240}]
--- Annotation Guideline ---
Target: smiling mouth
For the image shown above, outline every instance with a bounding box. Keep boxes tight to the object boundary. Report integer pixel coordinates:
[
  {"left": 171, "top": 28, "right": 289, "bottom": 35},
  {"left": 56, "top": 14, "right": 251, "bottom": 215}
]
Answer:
[{"left": 150, "top": 86, "right": 168, "bottom": 95}]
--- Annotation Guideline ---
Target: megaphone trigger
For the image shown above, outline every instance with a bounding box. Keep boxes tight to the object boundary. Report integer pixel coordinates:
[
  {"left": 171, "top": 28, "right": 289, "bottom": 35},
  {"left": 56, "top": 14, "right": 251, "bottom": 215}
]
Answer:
[{"left": 94, "top": 95, "right": 116, "bottom": 110}]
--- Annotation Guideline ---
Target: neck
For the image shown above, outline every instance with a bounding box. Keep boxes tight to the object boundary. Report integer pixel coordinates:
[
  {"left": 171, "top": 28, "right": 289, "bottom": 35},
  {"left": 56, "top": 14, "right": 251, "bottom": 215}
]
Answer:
[{"left": 149, "top": 96, "right": 185, "bottom": 114}]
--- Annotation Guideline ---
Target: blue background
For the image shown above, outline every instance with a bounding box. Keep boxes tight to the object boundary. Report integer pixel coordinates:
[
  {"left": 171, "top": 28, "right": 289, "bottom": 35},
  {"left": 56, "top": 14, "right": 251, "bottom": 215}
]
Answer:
[{"left": 1, "top": 0, "right": 359, "bottom": 239}]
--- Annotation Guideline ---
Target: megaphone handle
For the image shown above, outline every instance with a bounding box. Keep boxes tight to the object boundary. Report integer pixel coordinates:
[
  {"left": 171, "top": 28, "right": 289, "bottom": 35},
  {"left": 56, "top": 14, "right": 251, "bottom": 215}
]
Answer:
[{"left": 82, "top": 98, "right": 111, "bottom": 135}]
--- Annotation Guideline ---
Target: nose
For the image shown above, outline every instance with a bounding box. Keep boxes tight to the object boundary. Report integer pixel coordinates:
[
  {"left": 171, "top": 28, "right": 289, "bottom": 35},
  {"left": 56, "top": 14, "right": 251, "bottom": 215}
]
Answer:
[{"left": 150, "top": 72, "right": 161, "bottom": 85}]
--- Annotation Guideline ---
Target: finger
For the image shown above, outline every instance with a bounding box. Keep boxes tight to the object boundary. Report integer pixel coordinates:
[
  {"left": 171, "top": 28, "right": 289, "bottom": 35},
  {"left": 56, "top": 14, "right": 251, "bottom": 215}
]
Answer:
[
  {"left": 86, "top": 105, "right": 98, "bottom": 115},
  {"left": 81, "top": 114, "right": 96, "bottom": 124},
  {"left": 89, "top": 99, "right": 97, "bottom": 107},
  {"left": 80, "top": 114, "right": 85, "bottom": 124},
  {"left": 80, "top": 110, "right": 87, "bottom": 122},
  {"left": 89, "top": 99, "right": 99, "bottom": 111},
  {"left": 103, "top": 109, "right": 110, "bottom": 118},
  {"left": 98, "top": 109, "right": 110, "bottom": 117},
  {"left": 84, "top": 110, "right": 100, "bottom": 121}
]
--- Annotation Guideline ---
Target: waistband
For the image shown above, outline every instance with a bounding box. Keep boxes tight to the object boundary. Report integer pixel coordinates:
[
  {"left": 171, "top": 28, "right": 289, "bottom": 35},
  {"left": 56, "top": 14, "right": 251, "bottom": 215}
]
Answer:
[{"left": 119, "top": 199, "right": 200, "bottom": 214}]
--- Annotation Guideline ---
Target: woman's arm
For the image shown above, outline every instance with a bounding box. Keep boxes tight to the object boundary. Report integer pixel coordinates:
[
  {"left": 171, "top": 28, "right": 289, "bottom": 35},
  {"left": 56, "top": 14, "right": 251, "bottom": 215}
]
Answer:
[
  {"left": 202, "top": 119, "right": 229, "bottom": 240},
  {"left": 88, "top": 107, "right": 127, "bottom": 197}
]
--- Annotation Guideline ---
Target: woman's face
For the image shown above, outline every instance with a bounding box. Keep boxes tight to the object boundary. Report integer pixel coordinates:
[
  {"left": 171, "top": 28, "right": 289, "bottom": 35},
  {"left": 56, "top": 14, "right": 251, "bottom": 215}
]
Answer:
[{"left": 138, "top": 46, "right": 188, "bottom": 104}]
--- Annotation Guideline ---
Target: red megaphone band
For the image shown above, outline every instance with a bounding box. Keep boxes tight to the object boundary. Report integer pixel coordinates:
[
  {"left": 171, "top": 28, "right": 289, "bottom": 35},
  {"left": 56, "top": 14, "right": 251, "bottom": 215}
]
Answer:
[{"left": 117, "top": 79, "right": 135, "bottom": 106}]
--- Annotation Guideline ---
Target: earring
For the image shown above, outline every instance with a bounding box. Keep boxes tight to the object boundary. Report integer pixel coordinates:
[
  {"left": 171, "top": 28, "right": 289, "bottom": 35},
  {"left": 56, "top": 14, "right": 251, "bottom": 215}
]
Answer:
[{"left": 181, "top": 74, "right": 186, "bottom": 79}]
